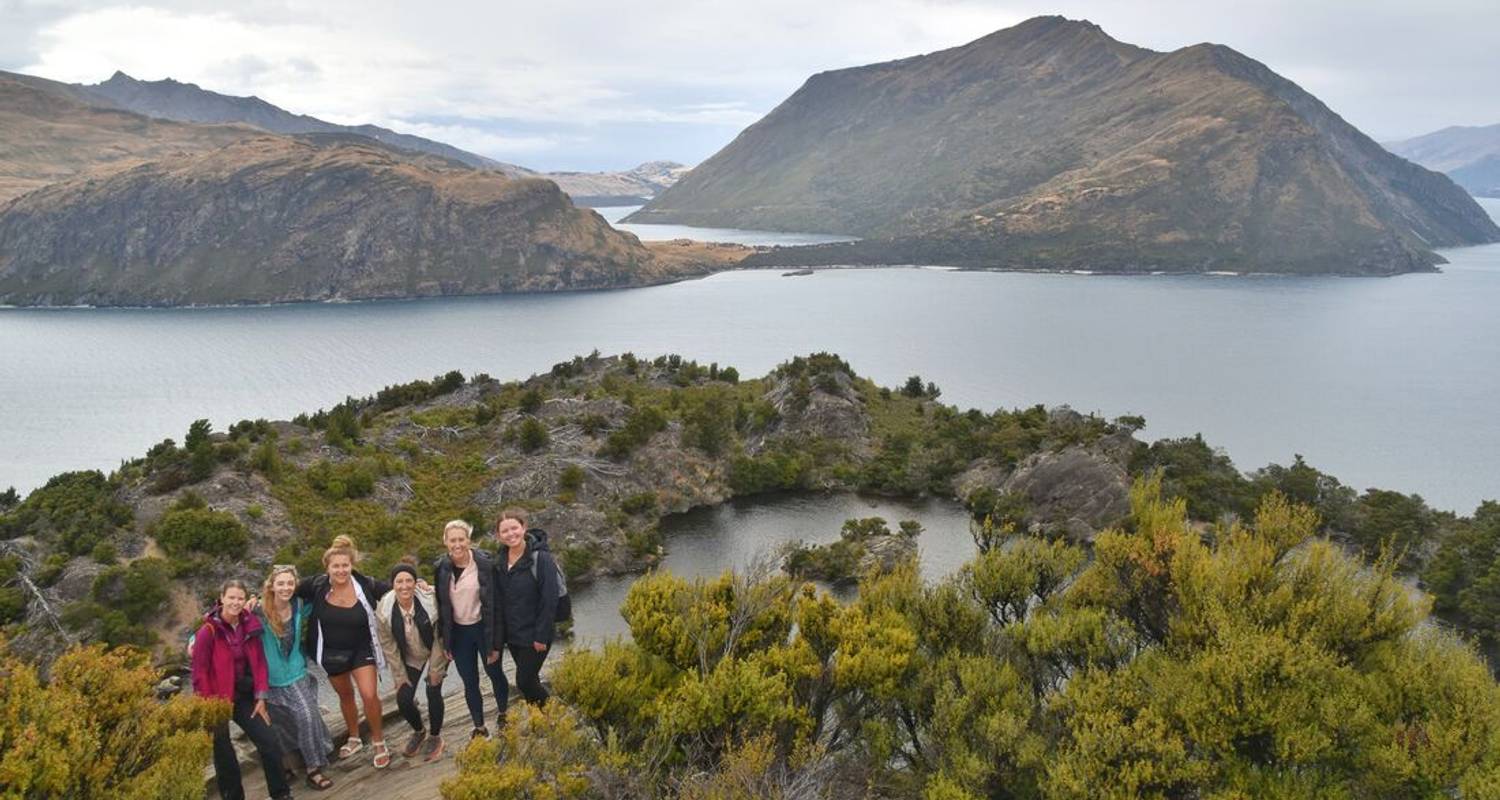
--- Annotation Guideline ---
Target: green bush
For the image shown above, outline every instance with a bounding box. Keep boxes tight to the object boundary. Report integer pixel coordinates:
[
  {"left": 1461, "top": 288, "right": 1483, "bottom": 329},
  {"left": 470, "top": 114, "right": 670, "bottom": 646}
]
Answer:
[
  {"left": 90, "top": 541, "right": 118, "bottom": 564},
  {"left": 304, "top": 459, "right": 378, "bottom": 500},
  {"left": 619, "top": 492, "right": 659, "bottom": 516},
  {"left": 153, "top": 507, "right": 249, "bottom": 559},
  {"left": 599, "top": 406, "right": 667, "bottom": 460},
  {"left": 516, "top": 417, "right": 550, "bottom": 453},
  {"left": 92, "top": 558, "right": 172, "bottom": 623},
  {"left": 0, "top": 586, "right": 25, "bottom": 625},
  {"left": 559, "top": 465, "right": 586, "bottom": 492},
  {"left": 0, "top": 470, "right": 132, "bottom": 555}
]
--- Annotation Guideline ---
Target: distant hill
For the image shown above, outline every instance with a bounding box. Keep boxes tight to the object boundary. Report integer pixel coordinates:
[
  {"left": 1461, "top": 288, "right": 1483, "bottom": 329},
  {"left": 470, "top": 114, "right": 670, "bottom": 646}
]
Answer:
[
  {"left": 1386, "top": 124, "right": 1500, "bottom": 198},
  {"left": 632, "top": 16, "right": 1498, "bottom": 275},
  {"left": 0, "top": 71, "right": 258, "bottom": 203},
  {"left": 80, "top": 71, "right": 530, "bottom": 175},
  {"left": 0, "top": 134, "right": 725, "bottom": 306},
  {"left": 548, "top": 161, "right": 691, "bottom": 205}
]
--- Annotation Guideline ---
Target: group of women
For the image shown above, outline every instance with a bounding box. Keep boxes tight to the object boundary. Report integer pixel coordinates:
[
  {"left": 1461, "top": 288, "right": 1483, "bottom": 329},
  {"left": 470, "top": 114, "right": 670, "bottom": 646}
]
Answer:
[{"left": 189, "top": 508, "right": 563, "bottom": 800}]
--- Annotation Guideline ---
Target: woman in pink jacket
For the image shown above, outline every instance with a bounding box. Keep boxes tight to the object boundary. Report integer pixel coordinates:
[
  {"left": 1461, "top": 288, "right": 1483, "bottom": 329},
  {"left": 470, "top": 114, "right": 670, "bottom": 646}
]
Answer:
[{"left": 190, "top": 579, "right": 293, "bottom": 800}]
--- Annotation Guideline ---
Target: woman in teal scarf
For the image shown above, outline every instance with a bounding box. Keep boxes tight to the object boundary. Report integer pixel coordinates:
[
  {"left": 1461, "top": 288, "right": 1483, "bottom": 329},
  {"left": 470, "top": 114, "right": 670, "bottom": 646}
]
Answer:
[{"left": 259, "top": 564, "right": 335, "bottom": 791}]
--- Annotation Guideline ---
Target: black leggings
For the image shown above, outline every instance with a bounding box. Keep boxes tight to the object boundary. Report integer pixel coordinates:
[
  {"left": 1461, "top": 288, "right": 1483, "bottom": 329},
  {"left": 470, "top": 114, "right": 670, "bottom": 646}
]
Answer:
[
  {"left": 449, "top": 622, "right": 505, "bottom": 728},
  {"left": 212, "top": 693, "right": 289, "bottom": 800},
  {"left": 506, "top": 643, "right": 550, "bottom": 709},
  {"left": 397, "top": 663, "right": 444, "bottom": 735}
]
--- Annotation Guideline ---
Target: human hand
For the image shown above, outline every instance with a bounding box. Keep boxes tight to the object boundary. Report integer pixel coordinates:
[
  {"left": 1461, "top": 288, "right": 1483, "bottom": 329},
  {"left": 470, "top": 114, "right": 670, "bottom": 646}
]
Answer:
[
  {"left": 245, "top": 595, "right": 261, "bottom": 612},
  {"left": 486, "top": 649, "right": 499, "bottom": 665},
  {"left": 253, "top": 699, "right": 270, "bottom": 724},
  {"left": 532, "top": 641, "right": 547, "bottom": 653},
  {"left": 416, "top": 579, "right": 431, "bottom": 592}
]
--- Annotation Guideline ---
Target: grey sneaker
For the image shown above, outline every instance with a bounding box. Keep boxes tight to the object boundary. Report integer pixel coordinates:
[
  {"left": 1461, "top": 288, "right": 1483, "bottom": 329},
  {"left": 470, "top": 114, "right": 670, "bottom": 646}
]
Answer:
[
  {"left": 402, "top": 730, "right": 427, "bottom": 758},
  {"left": 422, "top": 734, "right": 446, "bottom": 762}
]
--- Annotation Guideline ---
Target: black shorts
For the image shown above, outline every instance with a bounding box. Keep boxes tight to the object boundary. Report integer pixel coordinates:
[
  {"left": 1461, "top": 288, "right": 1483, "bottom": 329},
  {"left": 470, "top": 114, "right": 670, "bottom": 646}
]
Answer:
[{"left": 321, "top": 639, "right": 376, "bottom": 677}]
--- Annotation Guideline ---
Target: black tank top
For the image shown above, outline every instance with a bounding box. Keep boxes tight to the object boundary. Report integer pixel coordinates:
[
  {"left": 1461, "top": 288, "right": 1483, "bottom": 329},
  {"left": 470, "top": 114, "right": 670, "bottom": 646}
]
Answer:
[{"left": 319, "top": 599, "right": 368, "bottom": 651}]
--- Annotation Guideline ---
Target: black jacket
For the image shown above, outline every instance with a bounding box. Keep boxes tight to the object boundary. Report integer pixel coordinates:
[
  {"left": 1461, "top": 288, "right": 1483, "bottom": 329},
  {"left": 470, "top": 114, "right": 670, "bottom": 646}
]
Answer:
[
  {"left": 294, "top": 570, "right": 390, "bottom": 658},
  {"left": 494, "top": 533, "right": 560, "bottom": 647},
  {"left": 433, "top": 549, "right": 497, "bottom": 651}
]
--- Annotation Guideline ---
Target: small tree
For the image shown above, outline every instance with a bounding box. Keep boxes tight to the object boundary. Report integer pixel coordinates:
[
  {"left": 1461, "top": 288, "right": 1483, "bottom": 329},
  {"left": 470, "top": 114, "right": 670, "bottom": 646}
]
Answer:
[{"left": 902, "top": 375, "right": 926, "bottom": 397}]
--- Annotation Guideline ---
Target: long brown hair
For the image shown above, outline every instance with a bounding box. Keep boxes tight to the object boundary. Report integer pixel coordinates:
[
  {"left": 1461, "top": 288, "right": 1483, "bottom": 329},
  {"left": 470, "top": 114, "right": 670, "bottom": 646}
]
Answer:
[{"left": 262, "top": 564, "right": 299, "bottom": 638}]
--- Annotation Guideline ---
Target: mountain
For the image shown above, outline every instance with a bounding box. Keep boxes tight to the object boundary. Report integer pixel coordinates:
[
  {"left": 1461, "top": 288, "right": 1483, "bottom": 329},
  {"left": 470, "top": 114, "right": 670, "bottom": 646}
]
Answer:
[
  {"left": 630, "top": 16, "right": 1498, "bottom": 275},
  {"left": 0, "top": 71, "right": 258, "bottom": 203},
  {"left": 547, "top": 161, "right": 692, "bottom": 205},
  {"left": 74, "top": 72, "right": 690, "bottom": 203},
  {"left": 1386, "top": 124, "right": 1500, "bottom": 197},
  {"left": 0, "top": 135, "right": 726, "bottom": 306},
  {"left": 81, "top": 71, "right": 529, "bottom": 174}
]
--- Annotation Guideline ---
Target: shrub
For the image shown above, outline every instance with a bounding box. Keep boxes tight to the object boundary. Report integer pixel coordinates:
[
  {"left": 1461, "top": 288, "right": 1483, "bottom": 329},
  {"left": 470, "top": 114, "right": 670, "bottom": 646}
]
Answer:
[
  {"left": 90, "top": 541, "right": 118, "bottom": 564},
  {"left": 153, "top": 507, "right": 249, "bottom": 559},
  {"left": 0, "top": 639, "right": 224, "bottom": 796},
  {"left": 92, "top": 557, "right": 172, "bottom": 623},
  {"left": 304, "top": 459, "right": 377, "bottom": 501},
  {"left": 0, "top": 470, "right": 132, "bottom": 556},
  {"left": 559, "top": 465, "right": 586, "bottom": 492},
  {"left": 619, "top": 492, "right": 658, "bottom": 516},
  {"left": 599, "top": 407, "right": 667, "bottom": 460},
  {"left": 515, "top": 418, "right": 550, "bottom": 453}
]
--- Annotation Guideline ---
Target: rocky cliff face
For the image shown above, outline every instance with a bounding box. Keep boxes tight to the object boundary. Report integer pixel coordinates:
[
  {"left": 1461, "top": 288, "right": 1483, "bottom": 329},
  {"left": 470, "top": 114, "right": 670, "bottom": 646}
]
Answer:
[
  {"left": 633, "top": 16, "right": 1499, "bottom": 275},
  {"left": 0, "top": 135, "right": 698, "bottom": 306}
]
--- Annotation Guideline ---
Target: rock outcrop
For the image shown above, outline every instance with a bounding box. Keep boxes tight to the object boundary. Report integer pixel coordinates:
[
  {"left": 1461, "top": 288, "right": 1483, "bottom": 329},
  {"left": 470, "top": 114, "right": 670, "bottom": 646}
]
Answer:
[
  {"left": 631, "top": 16, "right": 1499, "bottom": 274},
  {"left": 0, "top": 135, "right": 709, "bottom": 306}
]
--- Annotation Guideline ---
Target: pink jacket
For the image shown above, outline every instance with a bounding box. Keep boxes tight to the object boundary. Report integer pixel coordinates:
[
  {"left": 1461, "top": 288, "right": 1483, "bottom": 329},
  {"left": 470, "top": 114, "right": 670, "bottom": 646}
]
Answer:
[{"left": 190, "top": 603, "right": 270, "bottom": 702}]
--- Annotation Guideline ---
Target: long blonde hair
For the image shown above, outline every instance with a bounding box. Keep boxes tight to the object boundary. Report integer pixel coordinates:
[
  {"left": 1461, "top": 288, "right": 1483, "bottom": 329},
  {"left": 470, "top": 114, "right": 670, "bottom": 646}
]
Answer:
[
  {"left": 323, "top": 534, "right": 358, "bottom": 568},
  {"left": 262, "top": 564, "right": 299, "bottom": 638}
]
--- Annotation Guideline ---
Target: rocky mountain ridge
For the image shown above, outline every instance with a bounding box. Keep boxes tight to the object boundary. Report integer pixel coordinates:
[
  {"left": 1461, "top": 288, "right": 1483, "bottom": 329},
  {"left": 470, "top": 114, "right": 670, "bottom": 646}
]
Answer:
[
  {"left": 0, "top": 134, "right": 731, "bottom": 306},
  {"left": 632, "top": 16, "right": 1499, "bottom": 275}
]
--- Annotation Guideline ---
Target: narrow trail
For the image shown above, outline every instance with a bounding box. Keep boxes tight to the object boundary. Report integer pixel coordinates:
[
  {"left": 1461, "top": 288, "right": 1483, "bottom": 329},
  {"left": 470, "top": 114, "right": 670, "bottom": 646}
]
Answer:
[{"left": 229, "top": 658, "right": 533, "bottom": 800}]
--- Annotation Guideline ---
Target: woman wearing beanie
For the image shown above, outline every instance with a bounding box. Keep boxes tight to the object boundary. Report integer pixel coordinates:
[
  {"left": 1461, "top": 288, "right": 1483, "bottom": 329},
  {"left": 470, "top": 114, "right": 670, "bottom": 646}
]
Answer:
[{"left": 375, "top": 556, "right": 447, "bottom": 762}]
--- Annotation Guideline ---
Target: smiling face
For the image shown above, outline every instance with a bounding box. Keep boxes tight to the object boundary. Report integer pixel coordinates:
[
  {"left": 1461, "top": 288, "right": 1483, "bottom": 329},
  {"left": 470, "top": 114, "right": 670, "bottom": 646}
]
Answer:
[
  {"left": 271, "top": 571, "right": 296, "bottom": 603},
  {"left": 220, "top": 585, "right": 247, "bottom": 619},
  {"left": 393, "top": 570, "right": 416, "bottom": 602},
  {"left": 327, "top": 553, "right": 353, "bottom": 585},
  {"left": 444, "top": 525, "right": 471, "bottom": 563},
  {"left": 497, "top": 517, "right": 526, "bottom": 549}
]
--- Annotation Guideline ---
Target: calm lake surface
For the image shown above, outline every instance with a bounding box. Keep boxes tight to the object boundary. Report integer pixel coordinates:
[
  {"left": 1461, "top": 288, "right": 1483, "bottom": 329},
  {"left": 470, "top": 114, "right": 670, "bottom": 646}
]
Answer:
[
  {"left": 2, "top": 198, "right": 1498, "bottom": 512},
  {"left": 594, "top": 205, "right": 860, "bottom": 246},
  {"left": 568, "top": 492, "right": 973, "bottom": 645}
]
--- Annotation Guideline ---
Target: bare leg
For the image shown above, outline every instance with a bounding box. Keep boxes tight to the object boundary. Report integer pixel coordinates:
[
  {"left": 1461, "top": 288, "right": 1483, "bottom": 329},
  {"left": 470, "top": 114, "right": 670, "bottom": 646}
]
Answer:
[
  {"left": 351, "top": 665, "right": 384, "bottom": 743},
  {"left": 328, "top": 671, "right": 361, "bottom": 743}
]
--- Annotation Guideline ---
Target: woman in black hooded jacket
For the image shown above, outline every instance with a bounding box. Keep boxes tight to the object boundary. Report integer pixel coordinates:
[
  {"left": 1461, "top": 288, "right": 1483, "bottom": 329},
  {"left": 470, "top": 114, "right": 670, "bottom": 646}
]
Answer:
[{"left": 493, "top": 507, "right": 560, "bottom": 710}]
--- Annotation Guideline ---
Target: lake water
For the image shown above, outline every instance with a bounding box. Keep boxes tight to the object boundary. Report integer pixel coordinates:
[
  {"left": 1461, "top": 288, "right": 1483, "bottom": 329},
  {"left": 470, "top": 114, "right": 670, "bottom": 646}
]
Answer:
[
  {"left": 594, "top": 205, "right": 860, "bottom": 246},
  {"left": 568, "top": 492, "right": 974, "bottom": 645},
  {"left": 1, "top": 198, "right": 1498, "bottom": 512}
]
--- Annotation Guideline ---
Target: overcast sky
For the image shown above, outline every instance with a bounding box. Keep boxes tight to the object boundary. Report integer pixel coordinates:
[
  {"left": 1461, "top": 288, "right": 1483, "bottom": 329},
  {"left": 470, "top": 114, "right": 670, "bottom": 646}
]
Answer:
[{"left": 2, "top": 0, "right": 1495, "bottom": 171}]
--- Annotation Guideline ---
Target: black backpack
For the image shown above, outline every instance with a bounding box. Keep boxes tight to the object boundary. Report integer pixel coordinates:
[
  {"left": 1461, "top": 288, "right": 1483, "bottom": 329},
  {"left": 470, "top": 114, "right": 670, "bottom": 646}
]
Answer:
[{"left": 527, "top": 529, "right": 572, "bottom": 623}]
